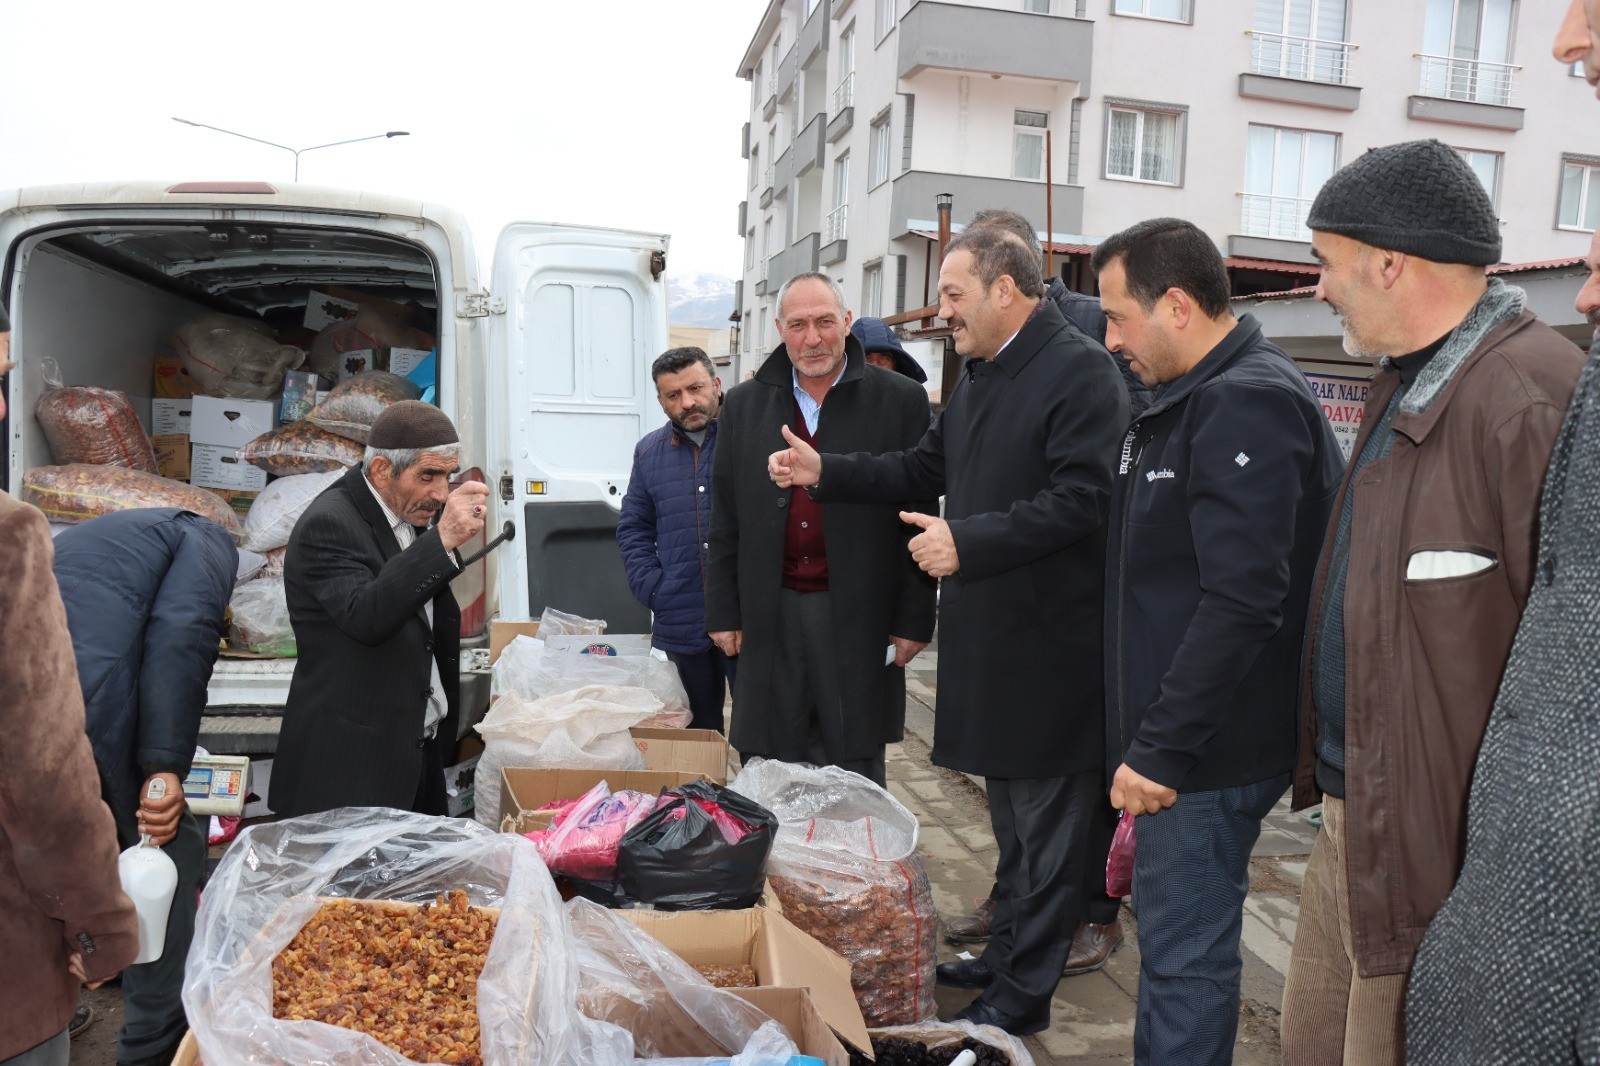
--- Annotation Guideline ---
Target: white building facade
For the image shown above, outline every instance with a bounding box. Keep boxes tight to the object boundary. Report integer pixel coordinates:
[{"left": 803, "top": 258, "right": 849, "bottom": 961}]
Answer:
[{"left": 730, "top": 0, "right": 1600, "bottom": 382}]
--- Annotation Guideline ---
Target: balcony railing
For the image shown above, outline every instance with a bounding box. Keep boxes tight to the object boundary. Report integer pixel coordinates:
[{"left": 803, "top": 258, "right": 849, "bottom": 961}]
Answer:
[
  {"left": 1239, "top": 192, "right": 1316, "bottom": 242},
  {"left": 1415, "top": 52, "right": 1520, "bottom": 107},
  {"left": 832, "top": 72, "right": 854, "bottom": 112},
  {"left": 764, "top": 162, "right": 776, "bottom": 191},
  {"left": 758, "top": 256, "right": 771, "bottom": 283},
  {"left": 1248, "top": 30, "right": 1354, "bottom": 85},
  {"left": 766, "top": 74, "right": 777, "bottom": 100},
  {"left": 826, "top": 204, "right": 849, "bottom": 243}
]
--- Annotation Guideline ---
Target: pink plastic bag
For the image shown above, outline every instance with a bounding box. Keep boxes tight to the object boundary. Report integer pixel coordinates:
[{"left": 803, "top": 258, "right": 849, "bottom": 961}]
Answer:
[
  {"left": 524, "top": 781, "right": 657, "bottom": 881},
  {"left": 1106, "top": 810, "right": 1136, "bottom": 897}
]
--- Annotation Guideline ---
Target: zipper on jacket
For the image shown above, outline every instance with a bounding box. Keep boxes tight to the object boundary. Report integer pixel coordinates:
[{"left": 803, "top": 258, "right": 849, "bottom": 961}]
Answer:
[{"left": 1112, "top": 422, "right": 1149, "bottom": 762}]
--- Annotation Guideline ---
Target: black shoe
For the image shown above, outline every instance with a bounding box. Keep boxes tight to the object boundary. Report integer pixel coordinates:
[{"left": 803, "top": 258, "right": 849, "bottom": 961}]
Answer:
[
  {"left": 952, "top": 996, "right": 1050, "bottom": 1036},
  {"left": 935, "top": 956, "right": 995, "bottom": 989},
  {"left": 68, "top": 1005, "right": 94, "bottom": 1039}
]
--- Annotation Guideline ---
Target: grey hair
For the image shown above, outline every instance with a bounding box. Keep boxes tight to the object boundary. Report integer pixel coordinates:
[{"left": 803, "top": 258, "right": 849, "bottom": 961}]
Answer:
[
  {"left": 363, "top": 442, "right": 462, "bottom": 478},
  {"left": 775, "top": 271, "right": 848, "bottom": 320}
]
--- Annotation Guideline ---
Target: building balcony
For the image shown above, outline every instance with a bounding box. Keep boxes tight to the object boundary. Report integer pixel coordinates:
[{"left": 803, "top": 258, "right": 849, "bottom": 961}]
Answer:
[
  {"left": 741, "top": 122, "right": 751, "bottom": 160},
  {"left": 1408, "top": 53, "right": 1525, "bottom": 130},
  {"left": 755, "top": 255, "right": 772, "bottom": 296},
  {"left": 763, "top": 76, "right": 777, "bottom": 121},
  {"left": 778, "top": 43, "right": 799, "bottom": 102},
  {"left": 800, "top": 0, "right": 830, "bottom": 70},
  {"left": 759, "top": 163, "right": 775, "bottom": 209},
  {"left": 888, "top": 169, "right": 1084, "bottom": 240},
  {"left": 1230, "top": 193, "right": 1318, "bottom": 264},
  {"left": 1238, "top": 31, "right": 1361, "bottom": 111},
  {"left": 768, "top": 233, "right": 821, "bottom": 294},
  {"left": 795, "top": 113, "right": 827, "bottom": 178},
  {"left": 737, "top": 199, "right": 747, "bottom": 237},
  {"left": 828, "top": 75, "right": 855, "bottom": 143},
  {"left": 775, "top": 147, "right": 794, "bottom": 199},
  {"left": 897, "top": 1, "right": 1093, "bottom": 86},
  {"left": 822, "top": 204, "right": 849, "bottom": 266}
]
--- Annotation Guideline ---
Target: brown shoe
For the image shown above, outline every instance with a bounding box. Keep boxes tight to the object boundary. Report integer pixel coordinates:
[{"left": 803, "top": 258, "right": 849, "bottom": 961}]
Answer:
[
  {"left": 945, "top": 897, "right": 995, "bottom": 943},
  {"left": 1063, "top": 919, "right": 1124, "bottom": 975}
]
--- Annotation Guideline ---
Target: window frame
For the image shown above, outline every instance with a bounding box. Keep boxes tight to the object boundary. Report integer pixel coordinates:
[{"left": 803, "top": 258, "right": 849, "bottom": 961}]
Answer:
[
  {"left": 1110, "top": 0, "right": 1193, "bottom": 25},
  {"left": 1453, "top": 146, "right": 1504, "bottom": 209},
  {"left": 868, "top": 109, "right": 893, "bottom": 188},
  {"left": 1557, "top": 155, "right": 1600, "bottom": 232},
  {"left": 876, "top": 0, "right": 897, "bottom": 42},
  {"left": 1023, "top": 0, "right": 1053, "bottom": 12},
  {"left": 1012, "top": 109, "right": 1051, "bottom": 183},
  {"left": 1240, "top": 122, "right": 1341, "bottom": 240},
  {"left": 863, "top": 262, "right": 884, "bottom": 318},
  {"left": 1101, "top": 100, "right": 1187, "bottom": 187}
]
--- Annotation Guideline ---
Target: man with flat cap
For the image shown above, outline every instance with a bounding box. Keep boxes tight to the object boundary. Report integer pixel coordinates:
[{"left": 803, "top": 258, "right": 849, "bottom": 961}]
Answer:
[{"left": 271, "top": 401, "right": 489, "bottom": 817}]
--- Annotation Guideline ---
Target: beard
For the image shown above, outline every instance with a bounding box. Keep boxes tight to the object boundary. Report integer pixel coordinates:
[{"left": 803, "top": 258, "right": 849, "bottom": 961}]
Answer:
[{"left": 670, "top": 404, "right": 713, "bottom": 432}]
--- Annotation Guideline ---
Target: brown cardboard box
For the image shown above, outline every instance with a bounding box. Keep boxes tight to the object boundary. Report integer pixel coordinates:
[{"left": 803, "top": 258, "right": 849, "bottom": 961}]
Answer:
[
  {"left": 630, "top": 727, "right": 730, "bottom": 783},
  {"left": 499, "top": 766, "right": 710, "bottom": 833},
  {"left": 618, "top": 905, "right": 870, "bottom": 1059},
  {"left": 153, "top": 355, "right": 199, "bottom": 399},
  {"left": 488, "top": 620, "right": 543, "bottom": 663},
  {"left": 169, "top": 1030, "right": 198, "bottom": 1065},
  {"left": 206, "top": 486, "right": 260, "bottom": 517},
  {"left": 152, "top": 434, "right": 190, "bottom": 482},
  {"left": 733, "top": 987, "right": 852, "bottom": 1066}
]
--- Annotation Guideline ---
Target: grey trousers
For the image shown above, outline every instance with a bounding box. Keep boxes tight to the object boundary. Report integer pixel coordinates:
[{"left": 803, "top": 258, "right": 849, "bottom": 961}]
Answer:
[
  {"left": 112, "top": 809, "right": 204, "bottom": 1062},
  {"left": 980, "top": 769, "right": 1103, "bottom": 1019},
  {"left": 0, "top": 1028, "right": 68, "bottom": 1066}
]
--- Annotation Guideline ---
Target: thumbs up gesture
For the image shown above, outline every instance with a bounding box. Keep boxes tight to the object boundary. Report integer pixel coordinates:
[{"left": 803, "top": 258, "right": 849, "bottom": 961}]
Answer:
[
  {"left": 900, "top": 511, "right": 959, "bottom": 577},
  {"left": 768, "top": 425, "right": 823, "bottom": 489}
]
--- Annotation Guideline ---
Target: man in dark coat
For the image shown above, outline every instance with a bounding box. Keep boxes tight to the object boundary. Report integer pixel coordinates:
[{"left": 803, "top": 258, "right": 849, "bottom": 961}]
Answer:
[
  {"left": 0, "top": 342, "right": 138, "bottom": 1066},
  {"left": 1094, "top": 219, "right": 1341, "bottom": 1065},
  {"left": 772, "top": 228, "right": 1127, "bottom": 1035},
  {"left": 52, "top": 508, "right": 236, "bottom": 1066},
  {"left": 271, "top": 401, "right": 488, "bottom": 817},
  {"left": 706, "top": 272, "right": 936, "bottom": 787},
  {"left": 618, "top": 346, "right": 733, "bottom": 731}
]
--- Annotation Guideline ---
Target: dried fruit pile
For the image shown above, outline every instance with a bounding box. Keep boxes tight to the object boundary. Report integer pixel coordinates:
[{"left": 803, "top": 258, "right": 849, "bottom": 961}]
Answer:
[
  {"left": 692, "top": 963, "right": 759, "bottom": 988},
  {"left": 272, "top": 891, "right": 495, "bottom": 1065},
  {"left": 848, "top": 1035, "right": 1013, "bottom": 1066}
]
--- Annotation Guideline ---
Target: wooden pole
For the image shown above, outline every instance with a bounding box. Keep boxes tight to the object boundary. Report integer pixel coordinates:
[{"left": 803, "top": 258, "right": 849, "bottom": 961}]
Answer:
[{"left": 1045, "top": 129, "right": 1054, "bottom": 280}]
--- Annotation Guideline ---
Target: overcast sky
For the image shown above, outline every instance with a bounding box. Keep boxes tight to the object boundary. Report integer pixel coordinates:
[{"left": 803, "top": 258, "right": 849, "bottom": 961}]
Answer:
[{"left": 0, "top": 0, "right": 756, "bottom": 280}]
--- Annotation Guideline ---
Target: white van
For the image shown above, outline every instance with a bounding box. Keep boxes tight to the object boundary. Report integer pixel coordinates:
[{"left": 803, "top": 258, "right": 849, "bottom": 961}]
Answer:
[{"left": 0, "top": 180, "right": 666, "bottom": 752}]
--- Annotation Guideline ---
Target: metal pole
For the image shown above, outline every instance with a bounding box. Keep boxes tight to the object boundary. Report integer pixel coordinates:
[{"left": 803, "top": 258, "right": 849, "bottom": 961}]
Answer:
[{"left": 1045, "top": 129, "right": 1055, "bottom": 280}]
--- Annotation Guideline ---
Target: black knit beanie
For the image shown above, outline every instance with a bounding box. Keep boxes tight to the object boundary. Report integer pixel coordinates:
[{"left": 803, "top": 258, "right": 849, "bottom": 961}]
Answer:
[
  {"left": 368, "top": 400, "right": 458, "bottom": 450},
  {"left": 1307, "top": 139, "right": 1501, "bottom": 265}
]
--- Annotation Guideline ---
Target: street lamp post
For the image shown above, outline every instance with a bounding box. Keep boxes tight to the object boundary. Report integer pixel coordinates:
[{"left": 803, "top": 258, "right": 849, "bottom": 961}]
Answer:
[{"left": 171, "top": 118, "right": 410, "bottom": 181}]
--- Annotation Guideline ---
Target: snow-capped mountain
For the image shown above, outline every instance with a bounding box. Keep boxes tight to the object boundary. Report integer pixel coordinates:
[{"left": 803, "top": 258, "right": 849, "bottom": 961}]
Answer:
[{"left": 667, "top": 272, "right": 736, "bottom": 328}]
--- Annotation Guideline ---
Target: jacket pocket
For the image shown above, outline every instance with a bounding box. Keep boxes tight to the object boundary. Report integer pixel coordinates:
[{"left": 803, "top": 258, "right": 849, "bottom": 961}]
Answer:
[{"left": 1404, "top": 548, "right": 1497, "bottom": 582}]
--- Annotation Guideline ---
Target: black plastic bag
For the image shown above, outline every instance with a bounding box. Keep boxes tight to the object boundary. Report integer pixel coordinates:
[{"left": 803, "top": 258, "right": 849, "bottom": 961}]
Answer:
[{"left": 616, "top": 780, "right": 778, "bottom": 910}]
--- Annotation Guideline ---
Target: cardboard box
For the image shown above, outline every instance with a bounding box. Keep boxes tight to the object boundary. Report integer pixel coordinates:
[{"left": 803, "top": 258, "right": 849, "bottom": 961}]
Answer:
[
  {"left": 618, "top": 906, "right": 869, "bottom": 1059},
  {"left": 279, "top": 369, "right": 320, "bottom": 423},
  {"left": 731, "top": 986, "right": 851, "bottom": 1066},
  {"left": 151, "top": 397, "right": 193, "bottom": 436},
  {"left": 387, "top": 346, "right": 432, "bottom": 379},
  {"left": 152, "top": 434, "right": 190, "bottom": 482},
  {"left": 630, "top": 726, "right": 730, "bottom": 783},
  {"left": 153, "top": 355, "right": 199, "bottom": 399},
  {"left": 206, "top": 486, "right": 261, "bottom": 517},
  {"left": 336, "top": 348, "right": 377, "bottom": 380},
  {"left": 169, "top": 1030, "right": 198, "bottom": 1066},
  {"left": 192, "top": 445, "right": 267, "bottom": 493},
  {"left": 190, "top": 396, "right": 276, "bottom": 449},
  {"left": 303, "top": 288, "right": 359, "bottom": 331},
  {"left": 499, "top": 766, "right": 710, "bottom": 834},
  {"left": 183, "top": 754, "right": 250, "bottom": 816},
  {"left": 489, "top": 620, "right": 544, "bottom": 663},
  {"left": 444, "top": 753, "right": 481, "bottom": 817}
]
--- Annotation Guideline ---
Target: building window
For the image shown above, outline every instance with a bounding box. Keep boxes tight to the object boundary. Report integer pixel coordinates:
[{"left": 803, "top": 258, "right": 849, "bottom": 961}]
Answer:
[
  {"left": 806, "top": 0, "right": 821, "bottom": 15},
  {"left": 1242, "top": 124, "right": 1338, "bottom": 241},
  {"left": 1104, "top": 105, "right": 1181, "bottom": 185},
  {"left": 869, "top": 111, "right": 893, "bottom": 187},
  {"left": 1419, "top": 0, "right": 1517, "bottom": 106},
  {"left": 1251, "top": 0, "right": 1352, "bottom": 84},
  {"left": 1455, "top": 147, "right": 1503, "bottom": 206},
  {"left": 829, "top": 153, "right": 850, "bottom": 243},
  {"left": 863, "top": 264, "right": 884, "bottom": 317},
  {"left": 1024, "top": 0, "right": 1052, "bottom": 11},
  {"left": 877, "top": 0, "right": 896, "bottom": 41},
  {"left": 750, "top": 146, "right": 761, "bottom": 190},
  {"left": 1012, "top": 110, "right": 1050, "bottom": 182},
  {"left": 1113, "top": 0, "right": 1190, "bottom": 22},
  {"left": 1559, "top": 158, "right": 1600, "bottom": 231},
  {"left": 834, "top": 27, "right": 855, "bottom": 112},
  {"left": 746, "top": 229, "right": 757, "bottom": 271}
]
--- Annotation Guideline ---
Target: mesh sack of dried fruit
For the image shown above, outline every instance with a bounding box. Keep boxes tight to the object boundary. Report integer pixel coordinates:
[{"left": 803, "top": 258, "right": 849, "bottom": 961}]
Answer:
[
  {"left": 34, "top": 359, "right": 158, "bottom": 472},
  {"left": 182, "top": 808, "right": 624, "bottom": 1066},
  {"left": 308, "top": 371, "right": 423, "bottom": 443},
  {"left": 730, "top": 759, "right": 939, "bottom": 1027},
  {"left": 240, "top": 421, "right": 363, "bottom": 476},
  {"left": 21, "top": 464, "right": 242, "bottom": 540}
]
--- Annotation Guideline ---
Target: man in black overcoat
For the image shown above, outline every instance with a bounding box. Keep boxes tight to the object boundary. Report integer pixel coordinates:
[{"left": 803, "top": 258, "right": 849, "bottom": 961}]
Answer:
[
  {"left": 772, "top": 229, "right": 1127, "bottom": 1035},
  {"left": 706, "top": 272, "right": 936, "bottom": 787},
  {"left": 271, "top": 401, "right": 488, "bottom": 817}
]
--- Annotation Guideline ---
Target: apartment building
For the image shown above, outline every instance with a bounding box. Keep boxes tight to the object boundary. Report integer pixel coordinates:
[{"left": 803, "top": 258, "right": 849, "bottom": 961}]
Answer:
[{"left": 730, "top": 0, "right": 1600, "bottom": 381}]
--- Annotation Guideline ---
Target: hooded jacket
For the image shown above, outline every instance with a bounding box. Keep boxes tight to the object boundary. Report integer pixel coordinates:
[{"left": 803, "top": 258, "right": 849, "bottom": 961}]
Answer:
[{"left": 1046, "top": 277, "right": 1152, "bottom": 417}]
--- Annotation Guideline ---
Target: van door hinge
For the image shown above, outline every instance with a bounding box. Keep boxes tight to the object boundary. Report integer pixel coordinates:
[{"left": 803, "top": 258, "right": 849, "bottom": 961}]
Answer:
[
  {"left": 456, "top": 292, "right": 506, "bottom": 318},
  {"left": 650, "top": 250, "right": 666, "bottom": 280},
  {"left": 498, "top": 475, "right": 515, "bottom": 502}
]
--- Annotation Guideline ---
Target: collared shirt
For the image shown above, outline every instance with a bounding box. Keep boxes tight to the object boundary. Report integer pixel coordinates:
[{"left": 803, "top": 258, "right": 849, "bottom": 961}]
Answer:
[
  {"left": 364, "top": 475, "right": 452, "bottom": 740},
  {"left": 791, "top": 360, "right": 848, "bottom": 435}
]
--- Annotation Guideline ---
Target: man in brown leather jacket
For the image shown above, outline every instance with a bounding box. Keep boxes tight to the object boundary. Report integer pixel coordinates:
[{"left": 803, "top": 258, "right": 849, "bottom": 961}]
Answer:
[
  {"left": 1279, "top": 141, "right": 1586, "bottom": 1065},
  {"left": 0, "top": 312, "right": 140, "bottom": 1066}
]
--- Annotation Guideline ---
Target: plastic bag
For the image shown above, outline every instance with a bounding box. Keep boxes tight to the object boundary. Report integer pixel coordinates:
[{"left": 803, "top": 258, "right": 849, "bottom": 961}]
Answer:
[
  {"left": 861, "top": 1022, "right": 1036, "bottom": 1066},
  {"left": 241, "top": 421, "right": 364, "bottom": 476},
  {"left": 21, "top": 464, "right": 242, "bottom": 540},
  {"left": 731, "top": 759, "right": 938, "bottom": 1026},
  {"left": 242, "top": 469, "right": 341, "bottom": 552},
  {"left": 540, "top": 606, "right": 607, "bottom": 637},
  {"left": 567, "top": 897, "right": 795, "bottom": 1061},
  {"left": 617, "top": 780, "right": 777, "bottom": 910},
  {"left": 235, "top": 549, "right": 267, "bottom": 585},
  {"left": 506, "top": 634, "right": 690, "bottom": 713},
  {"left": 308, "top": 371, "right": 422, "bottom": 444},
  {"left": 1106, "top": 810, "right": 1136, "bottom": 898},
  {"left": 473, "top": 686, "right": 657, "bottom": 828},
  {"left": 524, "top": 782, "right": 659, "bottom": 881},
  {"left": 34, "top": 359, "right": 158, "bottom": 472},
  {"left": 229, "top": 577, "right": 295, "bottom": 656},
  {"left": 182, "top": 808, "right": 611, "bottom": 1066},
  {"left": 169, "top": 312, "right": 305, "bottom": 399},
  {"left": 306, "top": 304, "right": 433, "bottom": 381},
  {"left": 260, "top": 545, "right": 288, "bottom": 579}
]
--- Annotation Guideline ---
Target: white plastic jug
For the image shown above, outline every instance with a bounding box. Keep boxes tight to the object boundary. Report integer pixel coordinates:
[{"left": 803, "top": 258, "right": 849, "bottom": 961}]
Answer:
[{"left": 116, "top": 779, "right": 178, "bottom": 965}]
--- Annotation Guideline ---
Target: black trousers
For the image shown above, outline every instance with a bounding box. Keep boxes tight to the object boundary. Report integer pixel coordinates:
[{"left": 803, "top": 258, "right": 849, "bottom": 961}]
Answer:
[
  {"left": 981, "top": 780, "right": 1120, "bottom": 926},
  {"left": 667, "top": 646, "right": 736, "bottom": 733},
  {"left": 411, "top": 733, "right": 448, "bottom": 816},
  {"left": 980, "top": 768, "right": 1105, "bottom": 1019}
]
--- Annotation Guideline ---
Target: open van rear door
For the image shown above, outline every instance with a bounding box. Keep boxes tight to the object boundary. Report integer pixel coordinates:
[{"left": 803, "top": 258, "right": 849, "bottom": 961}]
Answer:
[{"left": 486, "top": 222, "right": 669, "bottom": 629}]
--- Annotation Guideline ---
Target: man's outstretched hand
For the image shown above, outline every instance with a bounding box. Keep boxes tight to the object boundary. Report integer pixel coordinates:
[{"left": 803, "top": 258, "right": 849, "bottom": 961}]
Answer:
[
  {"left": 900, "top": 511, "right": 960, "bottom": 578},
  {"left": 768, "top": 426, "right": 822, "bottom": 489}
]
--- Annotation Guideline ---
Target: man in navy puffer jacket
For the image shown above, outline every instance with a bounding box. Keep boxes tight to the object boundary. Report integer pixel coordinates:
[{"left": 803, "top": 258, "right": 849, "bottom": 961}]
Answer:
[{"left": 619, "top": 347, "right": 734, "bottom": 731}]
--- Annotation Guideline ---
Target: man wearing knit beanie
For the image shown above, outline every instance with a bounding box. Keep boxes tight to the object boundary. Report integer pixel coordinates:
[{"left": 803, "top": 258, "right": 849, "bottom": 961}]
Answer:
[
  {"left": 1280, "top": 141, "right": 1586, "bottom": 1064},
  {"left": 1401, "top": 14, "right": 1600, "bottom": 1063},
  {"left": 271, "top": 401, "right": 489, "bottom": 817}
]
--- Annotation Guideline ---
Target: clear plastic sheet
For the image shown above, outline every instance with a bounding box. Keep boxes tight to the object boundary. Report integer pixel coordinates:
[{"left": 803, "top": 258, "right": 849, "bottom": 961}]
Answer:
[
  {"left": 566, "top": 897, "right": 796, "bottom": 1061},
  {"left": 182, "top": 808, "right": 610, "bottom": 1066},
  {"left": 169, "top": 312, "right": 305, "bottom": 399},
  {"left": 229, "top": 577, "right": 295, "bottom": 657},
  {"left": 730, "top": 760, "right": 939, "bottom": 1026},
  {"left": 34, "top": 358, "right": 158, "bottom": 472},
  {"left": 539, "top": 606, "right": 607, "bottom": 637},
  {"left": 241, "top": 421, "right": 365, "bottom": 476},
  {"left": 308, "top": 371, "right": 423, "bottom": 444},
  {"left": 863, "top": 1021, "right": 1036, "bottom": 1066},
  {"left": 490, "top": 633, "right": 690, "bottom": 715},
  {"left": 242, "top": 469, "right": 342, "bottom": 552},
  {"left": 473, "top": 686, "right": 657, "bottom": 828},
  {"left": 21, "top": 463, "right": 243, "bottom": 540}
]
